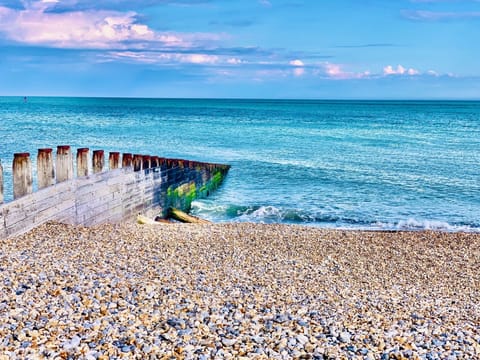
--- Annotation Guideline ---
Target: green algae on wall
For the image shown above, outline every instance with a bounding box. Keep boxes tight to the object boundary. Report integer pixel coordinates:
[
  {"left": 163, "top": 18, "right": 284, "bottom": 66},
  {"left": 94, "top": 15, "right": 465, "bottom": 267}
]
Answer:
[
  {"left": 167, "top": 181, "right": 197, "bottom": 211},
  {"left": 166, "top": 167, "right": 229, "bottom": 213},
  {"left": 198, "top": 170, "right": 224, "bottom": 197}
]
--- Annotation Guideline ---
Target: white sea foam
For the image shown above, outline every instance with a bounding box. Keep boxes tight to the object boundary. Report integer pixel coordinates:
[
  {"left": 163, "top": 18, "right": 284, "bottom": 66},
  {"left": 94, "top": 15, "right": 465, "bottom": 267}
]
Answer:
[
  {"left": 375, "top": 218, "right": 479, "bottom": 232},
  {"left": 193, "top": 199, "right": 480, "bottom": 232},
  {"left": 192, "top": 201, "right": 320, "bottom": 224},
  {"left": 190, "top": 200, "right": 230, "bottom": 221},
  {"left": 243, "top": 206, "right": 282, "bottom": 219}
]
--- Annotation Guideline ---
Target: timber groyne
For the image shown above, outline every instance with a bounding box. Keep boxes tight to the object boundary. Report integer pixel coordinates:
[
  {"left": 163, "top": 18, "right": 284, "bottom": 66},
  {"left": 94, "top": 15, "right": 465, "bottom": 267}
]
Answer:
[{"left": 0, "top": 146, "right": 230, "bottom": 238}]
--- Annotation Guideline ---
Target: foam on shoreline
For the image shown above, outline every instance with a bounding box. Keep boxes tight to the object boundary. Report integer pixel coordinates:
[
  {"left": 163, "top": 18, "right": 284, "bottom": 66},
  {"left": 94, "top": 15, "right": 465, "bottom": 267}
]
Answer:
[{"left": 191, "top": 201, "right": 480, "bottom": 233}]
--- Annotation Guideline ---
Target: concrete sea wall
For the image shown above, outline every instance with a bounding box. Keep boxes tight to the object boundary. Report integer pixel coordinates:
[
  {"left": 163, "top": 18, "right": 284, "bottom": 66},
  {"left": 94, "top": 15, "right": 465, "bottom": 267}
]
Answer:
[{"left": 0, "top": 146, "right": 230, "bottom": 239}]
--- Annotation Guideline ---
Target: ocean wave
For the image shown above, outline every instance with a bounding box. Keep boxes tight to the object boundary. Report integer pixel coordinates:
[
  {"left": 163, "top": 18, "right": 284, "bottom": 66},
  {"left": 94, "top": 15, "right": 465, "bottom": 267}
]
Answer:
[
  {"left": 374, "top": 218, "right": 479, "bottom": 233},
  {"left": 191, "top": 200, "right": 480, "bottom": 232},
  {"left": 191, "top": 201, "right": 316, "bottom": 223},
  {"left": 192, "top": 201, "right": 377, "bottom": 227}
]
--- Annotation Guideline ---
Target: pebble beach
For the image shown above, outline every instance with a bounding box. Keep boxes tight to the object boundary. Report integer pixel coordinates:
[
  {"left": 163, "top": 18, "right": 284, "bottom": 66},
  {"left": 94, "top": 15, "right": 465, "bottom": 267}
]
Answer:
[{"left": 0, "top": 222, "right": 479, "bottom": 359}]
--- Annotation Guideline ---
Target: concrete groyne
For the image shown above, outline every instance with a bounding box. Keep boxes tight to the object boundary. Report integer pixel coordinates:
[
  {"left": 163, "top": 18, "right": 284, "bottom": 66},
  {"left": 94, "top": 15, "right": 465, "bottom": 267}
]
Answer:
[{"left": 0, "top": 146, "right": 230, "bottom": 238}]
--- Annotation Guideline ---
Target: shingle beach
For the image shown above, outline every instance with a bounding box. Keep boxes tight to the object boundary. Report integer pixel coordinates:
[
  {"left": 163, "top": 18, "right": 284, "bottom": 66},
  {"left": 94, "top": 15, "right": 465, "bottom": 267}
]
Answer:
[{"left": 0, "top": 222, "right": 479, "bottom": 359}]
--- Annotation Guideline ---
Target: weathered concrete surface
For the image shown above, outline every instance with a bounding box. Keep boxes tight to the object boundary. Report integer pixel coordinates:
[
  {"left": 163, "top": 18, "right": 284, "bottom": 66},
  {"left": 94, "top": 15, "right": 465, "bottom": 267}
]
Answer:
[{"left": 0, "top": 159, "right": 230, "bottom": 238}]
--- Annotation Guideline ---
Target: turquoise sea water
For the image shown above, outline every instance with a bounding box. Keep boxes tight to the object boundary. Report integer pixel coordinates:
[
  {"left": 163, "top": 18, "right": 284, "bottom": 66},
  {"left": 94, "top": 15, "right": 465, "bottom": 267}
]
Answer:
[{"left": 0, "top": 97, "right": 479, "bottom": 231}]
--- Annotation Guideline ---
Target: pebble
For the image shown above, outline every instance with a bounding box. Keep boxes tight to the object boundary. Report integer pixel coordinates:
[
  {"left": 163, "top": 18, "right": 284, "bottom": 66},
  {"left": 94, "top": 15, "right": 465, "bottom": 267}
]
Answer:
[
  {"left": 339, "top": 331, "right": 352, "bottom": 343},
  {"left": 221, "top": 338, "right": 237, "bottom": 346},
  {"left": 296, "top": 334, "right": 309, "bottom": 345},
  {"left": 251, "top": 335, "right": 264, "bottom": 344},
  {"left": 0, "top": 221, "right": 478, "bottom": 358}
]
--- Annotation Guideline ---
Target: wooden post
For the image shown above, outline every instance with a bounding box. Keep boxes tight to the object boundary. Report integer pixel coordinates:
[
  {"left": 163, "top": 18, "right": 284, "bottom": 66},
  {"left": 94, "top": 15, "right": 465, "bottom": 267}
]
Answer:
[
  {"left": 133, "top": 154, "right": 143, "bottom": 172},
  {"left": 166, "top": 159, "right": 174, "bottom": 168},
  {"left": 92, "top": 150, "right": 104, "bottom": 174},
  {"left": 56, "top": 145, "right": 73, "bottom": 183},
  {"left": 142, "top": 155, "right": 151, "bottom": 170},
  {"left": 37, "top": 148, "right": 54, "bottom": 189},
  {"left": 122, "top": 153, "right": 133, "bottom": 168},
  {"left": 158, "top": 157, "right": 166, "bottom": 170},
  {"left": 0, "top": 159, "right": 3, "bottom": 204},
  {"left": 151, "top": 156, "right": 160, "bottom": 168},
  {"left": 13, "top": 153, "right": 33, "bottom": 199},
  {"left": 109, "top": 152, "right": 120, "bottom": 170},
  {"left": 77, "top": 148, "right": 89, "bottom": 177}
]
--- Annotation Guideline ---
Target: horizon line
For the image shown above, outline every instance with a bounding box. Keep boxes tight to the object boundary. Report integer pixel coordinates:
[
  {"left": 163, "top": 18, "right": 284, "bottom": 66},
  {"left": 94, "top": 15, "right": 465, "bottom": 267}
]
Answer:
[{"left": 2, "top": 95, "right": 480, "bottom": 102}]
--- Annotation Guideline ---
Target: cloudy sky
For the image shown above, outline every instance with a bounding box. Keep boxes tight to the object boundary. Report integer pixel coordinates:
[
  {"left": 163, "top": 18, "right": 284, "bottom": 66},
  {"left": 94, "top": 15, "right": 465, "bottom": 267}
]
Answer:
[{"left": 0, "top": 0, "right": 479, "bottom": 99}]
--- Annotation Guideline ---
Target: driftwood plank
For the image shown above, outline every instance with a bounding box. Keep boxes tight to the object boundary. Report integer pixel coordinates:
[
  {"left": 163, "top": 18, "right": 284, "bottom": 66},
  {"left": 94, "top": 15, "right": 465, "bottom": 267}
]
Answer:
[{"left": 169, "top": 208, "right": 211, "bottom": 224}]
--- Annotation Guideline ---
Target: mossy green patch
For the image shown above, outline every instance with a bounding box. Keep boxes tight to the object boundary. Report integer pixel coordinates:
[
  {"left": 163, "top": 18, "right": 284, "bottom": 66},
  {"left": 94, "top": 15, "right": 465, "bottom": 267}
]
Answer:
[
  {"left": 164, "top": 166, "right": 229, "bottom": 214},
  {"left": 212, "top": 171, "right": 223, "bottom": 186},
  {"left": 167, "top": 182, "right": 198, "bottom": 212}
]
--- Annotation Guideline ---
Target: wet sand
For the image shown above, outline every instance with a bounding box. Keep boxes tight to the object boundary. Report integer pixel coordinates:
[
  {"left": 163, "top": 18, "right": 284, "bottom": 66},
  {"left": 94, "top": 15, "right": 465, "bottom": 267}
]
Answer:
[{"left": 0, "top": 222, "right": 479, "bottom": 359}]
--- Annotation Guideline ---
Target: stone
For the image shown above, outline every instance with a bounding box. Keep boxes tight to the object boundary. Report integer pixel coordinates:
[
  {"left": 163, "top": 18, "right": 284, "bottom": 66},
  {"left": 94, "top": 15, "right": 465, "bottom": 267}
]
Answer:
[
  {"left": 0, "top": 222, "right": 477, "bottom": 360},
  {"left": 222, "top": 338, "right": 237, "bottom": 346},
  {"left": 339, "top": 331, "right": 351, "bottom": 343}
]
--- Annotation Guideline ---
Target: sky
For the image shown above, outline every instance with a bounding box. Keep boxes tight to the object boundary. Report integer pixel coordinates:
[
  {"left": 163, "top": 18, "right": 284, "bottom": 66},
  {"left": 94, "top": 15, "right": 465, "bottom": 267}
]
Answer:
[{"left": 0, "top": 0, "right": 479, "bottom": 99}]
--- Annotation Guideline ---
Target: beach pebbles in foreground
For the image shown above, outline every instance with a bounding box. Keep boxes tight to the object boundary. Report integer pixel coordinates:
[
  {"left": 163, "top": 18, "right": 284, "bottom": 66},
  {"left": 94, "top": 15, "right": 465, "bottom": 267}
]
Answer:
[{"left": 0, "top": 221, "right": 479, "bottom": 359}]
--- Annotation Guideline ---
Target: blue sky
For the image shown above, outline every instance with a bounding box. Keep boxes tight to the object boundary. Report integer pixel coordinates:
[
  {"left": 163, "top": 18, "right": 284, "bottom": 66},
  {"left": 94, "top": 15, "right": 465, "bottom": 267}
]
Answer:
[{"left": 0, "top": 0, "right": 479, "bottom": 99}]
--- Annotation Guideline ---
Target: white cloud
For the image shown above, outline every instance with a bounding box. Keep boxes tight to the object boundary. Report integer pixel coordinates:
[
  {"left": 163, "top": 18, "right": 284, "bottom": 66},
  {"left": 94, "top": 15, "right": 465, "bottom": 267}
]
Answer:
[
  {"left": 383, "top": 64, "right": 420, "bottom": 76},
  {"left": 0, "top": 2, "right": 220, "bottom": 49},
  {"left": 384, "top": 65, "right": 399, "bottom": 75},
  {"left": 289, "top": 59, "right": 305, "bottom": 67},
  {"left": 184, "top": 54, "right": 219, "bottom": 64},
  {"left": 289, "top": 59, "right": 305, "bottom": 76},
  {"left": 293, "top": 67, "right": 305, "bottom": 77},
  {"left": 227, "top": 58, "right": 243, "bottom": 65},
  {"left": 324, "top": 63, "right": 343, "bottom": 77},
  {"left": 107, "top": 51, "right": 220, "bottom": 65},
  {"left": 319, "top": 62, "right": 370, "bottom": 80}
]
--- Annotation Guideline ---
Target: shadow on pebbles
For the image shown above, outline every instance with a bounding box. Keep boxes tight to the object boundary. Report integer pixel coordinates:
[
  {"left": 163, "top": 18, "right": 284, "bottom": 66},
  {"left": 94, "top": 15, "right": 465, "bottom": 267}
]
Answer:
[{"left": 0, "top": 221, "right": 479, "bottom": 359}]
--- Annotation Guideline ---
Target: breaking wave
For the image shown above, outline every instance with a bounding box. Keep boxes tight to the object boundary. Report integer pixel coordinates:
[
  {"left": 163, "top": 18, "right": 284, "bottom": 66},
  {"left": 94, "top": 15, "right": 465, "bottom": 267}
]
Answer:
[{"left": 191, "top": 200, "right": 480, "bottom": 232}]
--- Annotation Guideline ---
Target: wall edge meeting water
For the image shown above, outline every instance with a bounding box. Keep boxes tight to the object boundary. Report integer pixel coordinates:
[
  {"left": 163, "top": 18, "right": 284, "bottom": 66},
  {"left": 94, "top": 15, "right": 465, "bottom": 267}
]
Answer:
[{"left": 0, "top": 146, "right": 230, "bottom": 239}]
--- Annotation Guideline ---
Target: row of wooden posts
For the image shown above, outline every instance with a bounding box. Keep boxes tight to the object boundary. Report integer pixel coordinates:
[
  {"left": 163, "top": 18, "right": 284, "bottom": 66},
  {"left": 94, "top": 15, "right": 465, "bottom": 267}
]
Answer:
[{"left": 0, "top": 145, "right": 168, "bottom": 204}]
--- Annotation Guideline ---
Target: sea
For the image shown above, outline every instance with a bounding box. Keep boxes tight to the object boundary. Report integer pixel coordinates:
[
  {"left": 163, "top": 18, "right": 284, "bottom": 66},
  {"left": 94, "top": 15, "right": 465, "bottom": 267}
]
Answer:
[{"left": 0, "top": 97, "right": 478, "bottom": 232}]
